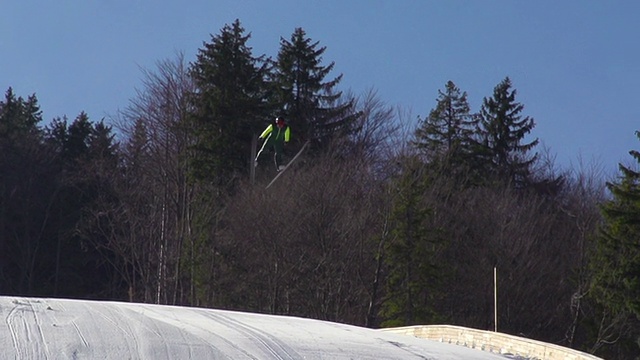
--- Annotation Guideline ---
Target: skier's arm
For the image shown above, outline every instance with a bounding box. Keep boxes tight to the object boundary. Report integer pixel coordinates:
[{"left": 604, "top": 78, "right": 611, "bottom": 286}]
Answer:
[
  {"left": 284, "top": 126, "right": 291, "bottom": 143},
  {"left": 259, "top": 124, "right": 274, "bottom": 139}
]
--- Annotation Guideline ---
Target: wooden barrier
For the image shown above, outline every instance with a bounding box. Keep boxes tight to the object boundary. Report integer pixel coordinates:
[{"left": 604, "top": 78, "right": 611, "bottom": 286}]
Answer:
[{"left": 380, "top": 325, "right": 603, "bottom": 360}]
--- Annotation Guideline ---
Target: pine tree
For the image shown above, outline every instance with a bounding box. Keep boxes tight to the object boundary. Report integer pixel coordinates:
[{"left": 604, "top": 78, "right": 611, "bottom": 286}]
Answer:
[
  {"left": 189, "top": 20, "right": 270, "bottom": 184},
  {"left": 0, "top": 88, "right": 46, "bottom": 294},
  {"left": 476, "top": 77, "right": 538, "bottom": 188},
  {"left": 0, "top": 87, "right": 42, "bottom": 143},
  {"left": 591, "top": 131, "right": 640, "bottom": 319},
  {"left": 64, "top": 112, "right": 93, "bottom": 161},
  {"left": 379, "top": 156, "right": 445, "bottom": 326},
  {"left": 412, "top": 80, "right": 477, "bottom": 179},
  {"left": 273, "top": 27, "right": 359, "bottom": 150},
  {"left": 0, "top": 88, "right": 44, "bottom": 294},
  {"left": 44, "top": 113, "right": 121, "bottom": 297}
]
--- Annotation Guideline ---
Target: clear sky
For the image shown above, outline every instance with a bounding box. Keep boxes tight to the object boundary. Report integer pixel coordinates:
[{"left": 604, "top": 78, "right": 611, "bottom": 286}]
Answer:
[{"left": 2, "top": 1, "right": 639, "bottom": 176}]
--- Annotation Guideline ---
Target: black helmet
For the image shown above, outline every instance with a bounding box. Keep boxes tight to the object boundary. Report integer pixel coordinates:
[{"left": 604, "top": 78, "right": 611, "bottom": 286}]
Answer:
[{"left": 275, "top": 116, "right": 285, "bottom": 124}]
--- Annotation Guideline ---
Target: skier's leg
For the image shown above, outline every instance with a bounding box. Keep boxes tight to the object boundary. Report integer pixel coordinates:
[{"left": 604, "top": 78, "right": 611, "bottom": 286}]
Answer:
[
  {"left": 273, "top": 151, "right": 279, "bottom": 171},
  {"left": 274, "top": 142, "right": 284, "bottom": 171}
]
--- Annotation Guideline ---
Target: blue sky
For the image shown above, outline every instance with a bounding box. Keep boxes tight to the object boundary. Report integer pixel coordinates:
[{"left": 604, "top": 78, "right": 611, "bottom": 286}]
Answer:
[{"left": 2, "top": 1, "right": 639, "bottom": 176}]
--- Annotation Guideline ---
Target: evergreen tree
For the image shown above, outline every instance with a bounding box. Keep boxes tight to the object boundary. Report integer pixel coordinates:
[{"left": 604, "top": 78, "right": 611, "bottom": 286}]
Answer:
[
  {"left": 44, "top": 113, "right": 121, "bottom": 298},
  {"left": 412, "top": 80, "right": 477, "bottom": 179},
  {"left": 0, "top": 88, "right": 42, "bottom": 152},
  {"left": 591, "top": 131, "right": 640, "bottom": 319},
  {"left": 476, "top": 77, "right": 538, "bottom": 188},
  {"left": 64, "top": 112, "right": 93, "bottom": 162},
  {"left": 379, "top": 156, "right": 444, "bottom": 326},
  {"left": 0, "top": 87, "right": 41, "bottom": 138},
  {"left": 189, "top": 19, "right": 270, "bottom": 184},
  {"left": 273, "top": 27, "right": 359, "bottom": 150},
  {"left": 88, "top": 121, "right": 119, "bottom": 167},
  {"left": 0, "top": 88, "right": 50, "bottom": 295},
  {"left": 122, "top": 119, "right": 150, "bottom": 182}
]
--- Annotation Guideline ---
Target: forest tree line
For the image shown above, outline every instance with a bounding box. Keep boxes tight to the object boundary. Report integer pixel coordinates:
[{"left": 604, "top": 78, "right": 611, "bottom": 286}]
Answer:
[{"left": 1, "top": 20, "right": 639, "bottom": 359}]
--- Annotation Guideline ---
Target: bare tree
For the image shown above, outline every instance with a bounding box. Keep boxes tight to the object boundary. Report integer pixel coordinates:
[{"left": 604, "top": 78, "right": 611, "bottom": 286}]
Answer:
[
  {"left": 221, "top": 154, "right": 385, "bottom": 324},
  {"left": 557, "top": 158, "right": 606, "bottom": 347},
  {"left": 99, "top": 53, "right": 208, "bottom": 305},
  {"left": 412, "top": 171, "right": 601, "bottom": 344}
]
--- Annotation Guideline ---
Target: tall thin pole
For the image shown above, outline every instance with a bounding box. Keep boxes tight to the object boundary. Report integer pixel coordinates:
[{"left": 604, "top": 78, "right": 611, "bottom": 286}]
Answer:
[
  {"left": 494, "top": 266, "right": 498, "bottom": 332},
  {"left": 250, "top": 134, "right": 257, "bottom": 184}
]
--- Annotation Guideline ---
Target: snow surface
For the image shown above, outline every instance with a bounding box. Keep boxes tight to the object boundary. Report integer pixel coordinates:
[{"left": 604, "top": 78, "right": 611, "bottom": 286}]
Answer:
[{"left": 0, "top": 296, "right": 509, "bottom": 359}]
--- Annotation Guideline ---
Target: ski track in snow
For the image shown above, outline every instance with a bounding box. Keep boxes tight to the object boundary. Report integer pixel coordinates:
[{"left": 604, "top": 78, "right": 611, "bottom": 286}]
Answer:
[
  {"left": 6, "top": 300, "right": 26, "bottom": 359},
  {"left": 206, "top": 311, "right": 301, "bottom": 360},
  {"left": 94, "top": 304, "right": 142, "bottom": 356},
  {"left": 6, "top": 298, "right": 51, "bottom": 359},
  {"left": 141, "top": 304, "right": 265, "bottom": 359}
]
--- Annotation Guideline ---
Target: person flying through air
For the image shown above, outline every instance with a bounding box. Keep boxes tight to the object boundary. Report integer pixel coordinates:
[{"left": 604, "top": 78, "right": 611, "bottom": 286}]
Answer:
[{"left": 255, "top": 116, "right": 291, "bottom": 171}]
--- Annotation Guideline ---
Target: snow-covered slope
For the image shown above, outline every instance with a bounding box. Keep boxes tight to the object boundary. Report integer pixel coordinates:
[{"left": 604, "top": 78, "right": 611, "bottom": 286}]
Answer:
[{"left": 1, "top": 296, "right": 507, "bottom": 359}]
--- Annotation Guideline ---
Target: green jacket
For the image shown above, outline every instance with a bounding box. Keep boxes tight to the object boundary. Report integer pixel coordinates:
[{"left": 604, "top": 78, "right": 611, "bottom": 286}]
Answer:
[{"left": 259, "top": 124, "right": 291, "bottom": 144}]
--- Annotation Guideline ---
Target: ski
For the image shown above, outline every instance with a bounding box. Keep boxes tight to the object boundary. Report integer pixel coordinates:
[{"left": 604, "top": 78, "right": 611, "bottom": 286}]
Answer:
[{"left": 265, "top": 140, "right": 310, "bottom": 189}]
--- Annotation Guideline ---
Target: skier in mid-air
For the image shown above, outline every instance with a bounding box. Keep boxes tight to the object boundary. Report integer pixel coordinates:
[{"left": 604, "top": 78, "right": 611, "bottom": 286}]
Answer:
[{"left": 255, "top": 116, "right": 291, "bottom": 171}]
